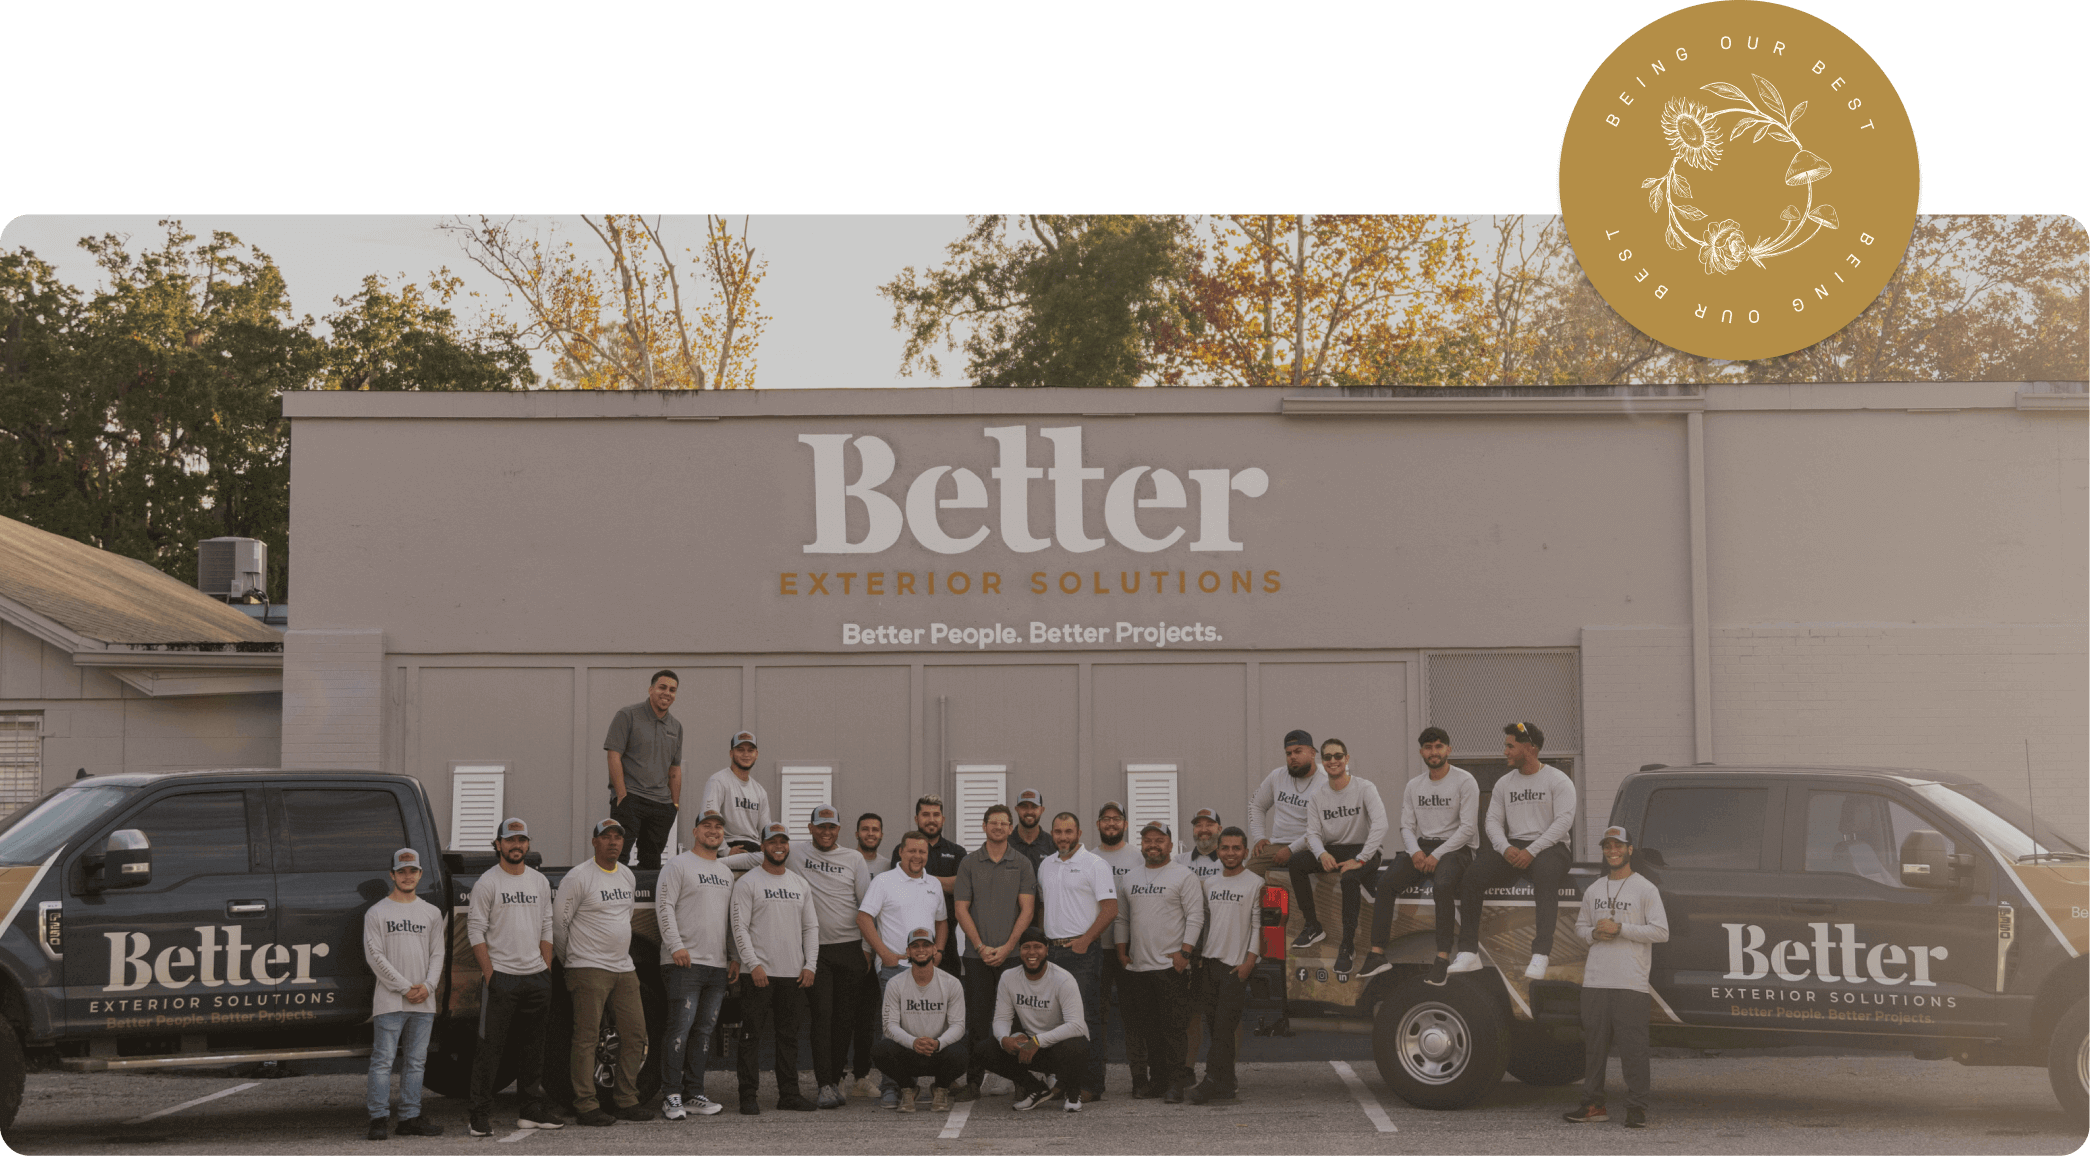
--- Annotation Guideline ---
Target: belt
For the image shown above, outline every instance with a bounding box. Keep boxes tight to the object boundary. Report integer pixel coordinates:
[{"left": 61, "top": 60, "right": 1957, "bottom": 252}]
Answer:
[{"left": 1049, "top": 937, "right": 1079, "bottom": 946}]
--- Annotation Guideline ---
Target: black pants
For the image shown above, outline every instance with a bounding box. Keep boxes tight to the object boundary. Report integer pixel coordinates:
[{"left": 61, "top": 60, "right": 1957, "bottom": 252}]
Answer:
[
  {"left": 870, "top": 1038, "right": 968, "bottom": 1088},
  {"left": 1371, "top": 839, "right": 1473, "bottom": 955},
  {"left": 1580, "top": 987, "right": 1652, "bottom": 1111},
  {"left": 1193, "top": 959, "right": 1248, "bottom": 1094},
  {"left": 736, "top": 975, "right": 807, "bottom": 1104},
  {"left": 1101, "top": 949, "right": 1147, "bottom": 1088},
  {"left": 850, "top": 961, "right": 883, "bottom": 1080},
  {"left": 808, "top": 942, "right": 867, "bottom": 1087},
  {"left": 962, "top": 956, "right": 1013, "bottom": 1085},
  {"left": 469, "top": 970, "right": 551, "bottom": 1115},
  {"left": 609, "top": 793, "right": 677, "bottom": 871},
  {"left": 1121, "top": 966, "right": 1191, "bottom": 1092},
  {"left": 977, "top": 1037, "right": 1090, "bottom": 1097},
  {"left": 1291, "top": 842, "right": 1381, "bottom": 945},
  {"left": 1457, "top": 839, "right": 1573, "bottom": 956}
]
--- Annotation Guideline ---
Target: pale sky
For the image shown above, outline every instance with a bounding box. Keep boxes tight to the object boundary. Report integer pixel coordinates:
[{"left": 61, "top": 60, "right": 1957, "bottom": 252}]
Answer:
[{"left": 0, "top": 215, "right": 1543, "bottom": 391}]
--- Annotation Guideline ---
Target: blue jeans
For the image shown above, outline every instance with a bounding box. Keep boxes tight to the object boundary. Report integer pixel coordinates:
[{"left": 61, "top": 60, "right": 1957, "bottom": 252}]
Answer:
[
  {"left": 660, "top": 963, "right": 732, "bottom": 1099},
  {"left": 1047, "top": 944, "right": 1105, "bottom": 1095},
  {"left": 367, "top": 1011, "right": 435, "bottom": 1120},
  {"left": 871, "top": 962, "right": 907, "bottom": 1093}
]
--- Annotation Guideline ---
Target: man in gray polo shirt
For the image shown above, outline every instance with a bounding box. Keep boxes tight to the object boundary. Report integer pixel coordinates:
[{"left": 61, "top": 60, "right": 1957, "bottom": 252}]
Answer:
[
  {"left": 954, "top": 803, "right": 1038, "bottom": 1098},
  {"left": 602, "top": 671, "right": 684, "bottom": 870}
]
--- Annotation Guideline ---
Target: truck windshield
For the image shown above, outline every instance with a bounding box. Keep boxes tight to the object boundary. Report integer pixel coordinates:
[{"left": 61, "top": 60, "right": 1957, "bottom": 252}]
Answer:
[
  {"left": 0, "top": 784, "right": 140, "bottom": 865},
  {"left": 1912, "top": 782, "right": 2087, "bottom": 862}
]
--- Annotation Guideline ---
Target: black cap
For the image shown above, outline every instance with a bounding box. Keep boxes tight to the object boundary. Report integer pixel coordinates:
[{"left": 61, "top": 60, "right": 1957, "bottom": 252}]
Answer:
[
  {"left": 1283, "top": 729, "right": 1314, "bottom": 750},
  {"left": 1017, "top": 926, "right": 1049, "bottom": 946}
]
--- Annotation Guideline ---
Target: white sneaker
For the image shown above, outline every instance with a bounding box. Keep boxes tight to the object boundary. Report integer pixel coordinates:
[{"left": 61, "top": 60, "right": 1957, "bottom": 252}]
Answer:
[
  {"left": 689, "top": 1095, "right": 724, "bottom": 1116},
  {"left": 980, "top": 1073, "right": 1013, "bottom": 1096},
  {"left": 1524, "top": 953, "right": 1550, "bottom": 980},
  {"left": 1064, "top": 1095, "right": 1083, "bottom": 1113},
  {"left": 851, "top": 1076, "right": 878, "bottom": 1098},
  {"left": 1447, "top": 951, "right": 1483, "bottom": 974},
  {"left": 661, "top": 1094, "right": 687, "bottom": 1121}
]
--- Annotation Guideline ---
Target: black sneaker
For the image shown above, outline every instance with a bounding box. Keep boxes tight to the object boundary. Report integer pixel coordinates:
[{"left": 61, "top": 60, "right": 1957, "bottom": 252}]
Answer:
[
  {"left": 517, "top": 1104, "right": 564, "bottom": 1130},
  {"left": 777, "top": 1097, "right": 818, "bottom": 1113},
  {"left": 1624, "top": 1107, "right": 1648, "bottom": 1128},
  {"left": 367, "top": 1118, "right": 391, "bottom": 1141},
  {"left": 1188, "top": 1080, "right": 1214, "bottom": 1105},
  {"left": 738, "top": 1098, "right": 760, "bottom": 1116},
  {"left": 1291, "top": 924, "right": 1326, "bottom": 950},
  {"left": 1163, "top": 1080, "right": 1186, "bottom": 1104},
  {"left": 614, "top": 1103, "right": 654, "bottom": 1122},
  {"left": 1333, "top": 943, "right": 1355, "bottom": 973},
  {"left": 395, "top": 1116, "right": 444, "bottom": 1137},
  {"left": 1204, "top": 1086, "right": 1240, "bottom": 1103},
  {"left": 1563, "top": 1102, "right": 1609, "bottom": 1123},
  {"left": 1425, "top": 956, "right": 1450, "bottom": 986},
  {"left": 467, "top": 1112, "right": 493, "bottom": 1137},
  {"left": 574, "top": 1108, "right": 617, "bottom": 1127},
  {"left": 1130, "top": 1079, "right": 1159, "bottom": 1100}
]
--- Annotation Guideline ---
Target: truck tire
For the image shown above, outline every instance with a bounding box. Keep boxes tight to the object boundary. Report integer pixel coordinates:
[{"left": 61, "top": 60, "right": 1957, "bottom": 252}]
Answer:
[
  {"left": 1372, "top": 977, "right": 1508, "bottom": 1110},
  {"left": 0, "top": 1018, "right": 24, "bottom": 1131},
  {"left": 2050, "top": 997, "right": 2088, "bottom": 1126},
  {"left": 1505, "top": 1023, "right": 1585, "bottom": 1086},
  {"left": 423, "top": 1019, "right": 511, "bottom": 1101}
]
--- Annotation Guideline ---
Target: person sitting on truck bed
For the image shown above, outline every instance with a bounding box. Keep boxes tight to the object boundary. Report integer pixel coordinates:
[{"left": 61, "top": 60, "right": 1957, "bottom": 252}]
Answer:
[
  {"left": 1246, "top": 728, "right": 1327, "bottom": 881},
  {"left": 706, "top": 730, "right": 774, "bottom": 852},
  {"left": 466, "top": 817, "right": 562, "bottom": 1138},
  {"left": 1359, "top": 726, "right": 1480, "bottom": 983},
  {"left": 731, "top": 821, "right": 822, "bottom": 1115},
  {"left": 554, "top": 818, "right": 650, "bottom": 1127},
  {"left": 362, "top": 847, "right": 447, "bottom": 1141},
  {"left": 1448, "top": 722, "right": 1577, "bottom": 982},
  {"left": 655, "top": 807, "right": 739, "bottom": 1121},
  {"left": 1563, "top": 825, "right": 1669, "bottom": 1130},
  {"left": 1286, "top": 738, "right": 1389, "bottom": 973}
]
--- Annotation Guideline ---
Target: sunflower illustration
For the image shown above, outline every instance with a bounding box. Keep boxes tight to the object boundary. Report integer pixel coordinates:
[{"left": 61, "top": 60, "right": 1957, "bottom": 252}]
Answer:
[{"left": 1661, "top": 97, "right": 1724, "bottom": 170}]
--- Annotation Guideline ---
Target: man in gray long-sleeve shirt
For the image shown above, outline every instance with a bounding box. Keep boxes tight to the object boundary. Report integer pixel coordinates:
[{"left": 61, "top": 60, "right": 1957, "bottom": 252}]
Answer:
[
  {"left": 554, "top": 819, "right": 647, "bottom": 1126},
  {"left": 1452, "top": 721, "right": 1578, "bottom": 982},
  {"left": 1188, "top": 829, "right": 1261, "bottom": 1105},
  {"left": 1565, "top": 825, "right": 1669, "bottom": 1129},
  {"left": 655, "top": 807, "right": 739, "bottom": 1120},
  {"left": 729, "top": 822, "right": 820, "bottom": 1114},
  {"left": 1113, "top": 820, "right": 1205, "bottom": 1104},
  {"left": 1363, "top": 726, "right": 1480, "bottom": 983},
  {"left": 1286, "top": 737, "right": 1389, "bottom": 972},
  {"left": 872, "top": 929, "right": 969, "bottom": 1112},
  {"left": 363, "top": 848, "right": 446, "bottom": 1139},
  {"left": 983, "top": 928, "right": 1089, "bottom": 1112},
  {"left": 466, "top": 818, "right": 558, "bottom": 1137}
]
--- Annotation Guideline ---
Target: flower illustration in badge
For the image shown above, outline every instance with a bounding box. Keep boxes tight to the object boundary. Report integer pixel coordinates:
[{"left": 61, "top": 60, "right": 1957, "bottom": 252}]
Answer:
[{"left": 1638, "top": 73, "right": 1840, "bottom": 276}]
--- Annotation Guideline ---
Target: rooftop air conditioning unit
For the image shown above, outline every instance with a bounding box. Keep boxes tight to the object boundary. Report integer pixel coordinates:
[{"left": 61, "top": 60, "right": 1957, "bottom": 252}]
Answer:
[{"left": 198, "top": 537, "right": 267, "bottom": 601}]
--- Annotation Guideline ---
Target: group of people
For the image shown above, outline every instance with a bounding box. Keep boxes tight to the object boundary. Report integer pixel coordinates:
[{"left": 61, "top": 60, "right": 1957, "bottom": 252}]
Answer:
[{"left": 356, "top": 670, "right": 1668, "bottom": 1138}]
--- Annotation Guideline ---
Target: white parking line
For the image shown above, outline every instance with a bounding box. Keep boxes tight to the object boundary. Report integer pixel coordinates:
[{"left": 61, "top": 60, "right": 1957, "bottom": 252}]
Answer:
[
  {"left": 496, "top": 1129, "right": 537, "bottom": 1143},
  {"left": 938, "top": 1100, "right": 973, "bottom": 1139},
  {"left": 126, "top": 1081, "right": 260, "bottom": 1124},
  {"left": 1329, "top": 1060, "right": 1397, "bottom": 1133}
]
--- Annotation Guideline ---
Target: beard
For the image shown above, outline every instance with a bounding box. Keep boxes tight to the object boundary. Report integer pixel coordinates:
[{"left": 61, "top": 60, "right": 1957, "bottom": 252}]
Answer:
[
  {"left": 1194, "top": 836, "right": 1218, "bottom": 855},
  {"left": 1022, "top": 958, "right": 1047, "bottom": 978}
]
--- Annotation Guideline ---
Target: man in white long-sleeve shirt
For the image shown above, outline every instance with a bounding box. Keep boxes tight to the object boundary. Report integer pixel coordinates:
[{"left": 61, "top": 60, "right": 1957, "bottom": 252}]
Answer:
[
  {"left": 1451, "top": 722, "right": 1578, "bottom": 981},
  {"left": 465, "top": 817, "right": 558, "bottom": 1138},
  {"left": 1246, "top": 729, "right": 1327, "bottom": 880},
  {"left": 873, "top": 928, "right": 968, "bottom": 1112},
  {"left": 362, "top": 848, "right": 445, "bottom": 1140},
  {"left": 1286, "top": 738, "right": 1388, "bottom": 973},
  {"left": 1113, "top": 820, "right": 1205, "bottom": 1104},
  {"left": 654, "top": 807, "right": 739, "bottom": 1120},
  {"left": 1362, "top": 727, "right": 1480, "bottom": 983},
  {"left": 1188, "top": 829, "right": 1261, "bottom": 1105},
  {"left": 1564, "top": 826, "right": 1668, "bottom": 1130},
  {"left": 553, "top": 819, "right": 647, "bottom": 1126},
  {"left": 730, "top": 821, "right": 821, "bottom": 1114},
  {"left": 982, "top": 928, "right": 1089, "bottom": 1113}
]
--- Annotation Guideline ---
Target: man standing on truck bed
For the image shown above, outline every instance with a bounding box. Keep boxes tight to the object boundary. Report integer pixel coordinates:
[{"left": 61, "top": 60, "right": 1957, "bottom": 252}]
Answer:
[
  {"left": 1360, "top": 727, "right": 1480, "bottom": 982},
  {"left": 603, "top": 671, "right": 684, "bottom": 870},
  {"left": 1450, "top": 722, "right": 1577, "bottom": 982},
  {"left": 1564, "top": 825, "right": 1668, "bottom": 1129},
  {"left": 730, "top": 821, "right": 822, "bottom": 1115},
  {"left": 704, "top": 731, "right": 772, "bottom": 853},
  {"left": 1114, "top": 820, "right": 1205, "bottom": 1104},
  {"left": 1287, "top": 738, "right": 1389, "bottom": 973},
  {"left": 655, "top": 807, "right": 738, "bottom": 1120},
  {"left": 362, "top": 848, "right": 446, "bottom": 1140},
  {"left": 554, "top": 818, "right": 650, "bottom": 1127},
  {"left": 1247, "top": 729, "right": 1327, "bottom": 880},
  {"left": 466, "top": 818, "right": 561, "bottom": 1138}
]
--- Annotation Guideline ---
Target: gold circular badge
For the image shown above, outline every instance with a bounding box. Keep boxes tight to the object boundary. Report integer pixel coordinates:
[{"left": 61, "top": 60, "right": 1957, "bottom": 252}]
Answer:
[{"left": 1560, "top": 1, "right": 1918, "bottom": 360}]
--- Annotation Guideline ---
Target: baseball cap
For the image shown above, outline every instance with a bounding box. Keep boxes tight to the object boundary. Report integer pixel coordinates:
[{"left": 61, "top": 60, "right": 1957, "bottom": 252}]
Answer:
[
  {"left": 907, "top": 927, "right": 937, "bottom": 946},
  {"left": 1283, "top": 728, "right": 1315, "bottom": 749},
  {"left": 1600, "top": 825, "right": 1634, "bottom": 845},
  {"left": 810, "top": 804, "right": 841, "bottom": 827},
  {"left": 1141, "top": 819, "right": 1173, "bottom": 838},
  {"left": 694, "top": 807, "right": 726, "bottom": 826},
  {"left": 591, "top": 818, "right": 625, "bottom": 838},
  {"left": 1191, "top": 807, "right": 1222, "bottom": 825},
  {"left": 497, "top": 817, "right": 529, "bottom": 839},
  {"left": 391, "top": 848, "right": 422, "bottom": 871},
  {"left": 729, "top": 729, "right": 759, "bottom": 749},
  {"left": 1097, "top": 800, "right": 1126, "bottom": 819},
  {"left": 762, "top": 821, "right": 792, "bottom": 843},
  {"left": 1016, "top": 788, "right": 1043, "bottom": 806},
  {"left": 1018, "top": 926, "right": 1049, "bottom": 946}
]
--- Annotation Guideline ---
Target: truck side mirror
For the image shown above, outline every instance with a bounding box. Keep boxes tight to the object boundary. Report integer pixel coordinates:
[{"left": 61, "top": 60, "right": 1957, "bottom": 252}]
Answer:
[
  {"left": 1898, "top": 828, "right": 1958, "bottom": 889},
  {"left": 88, "top": 829, "right": 152, "bottom": 892}
]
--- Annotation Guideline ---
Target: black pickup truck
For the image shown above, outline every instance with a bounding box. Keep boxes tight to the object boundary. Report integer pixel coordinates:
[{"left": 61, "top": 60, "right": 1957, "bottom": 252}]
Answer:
[
  {"left": 1252, "top": 763, "right": 2089, "bottom": 1123},
  {"left": 0, "top": 769, "right": 673, "bottom": 1132}
]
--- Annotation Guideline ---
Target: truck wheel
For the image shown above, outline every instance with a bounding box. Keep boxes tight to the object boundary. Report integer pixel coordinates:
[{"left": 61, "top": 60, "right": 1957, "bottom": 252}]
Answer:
[
  {"left": 2050, "top": 997, "right": 2088, "bottom": 1126},
  {"left": 0, "top": 1019, "right": 24, "bottom": 1130},
  {"left": 1372, "top": 977, "right": 1508, "bottom": 1110},
  {"left": 1506, "top": 1024, "right": 1586, "bottom": 1086}
]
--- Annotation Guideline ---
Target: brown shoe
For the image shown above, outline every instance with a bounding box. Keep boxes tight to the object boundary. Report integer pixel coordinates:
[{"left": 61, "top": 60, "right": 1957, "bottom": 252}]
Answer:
[
  {"left": 931, "top": 1087, "right": 950, "bottom": 1112},
  {"left": 897, "top": 1087, "right": 917, "bottom": 1113}
]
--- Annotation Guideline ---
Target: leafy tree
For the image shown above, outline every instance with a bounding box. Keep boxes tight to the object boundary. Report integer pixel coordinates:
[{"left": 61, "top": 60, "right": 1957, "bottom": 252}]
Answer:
[{"left": 319, "top": 272, "right": 537, "bottom": 392}]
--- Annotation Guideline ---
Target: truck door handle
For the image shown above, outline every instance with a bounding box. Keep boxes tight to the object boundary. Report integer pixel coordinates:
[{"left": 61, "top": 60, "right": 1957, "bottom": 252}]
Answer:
[
  {"left": 226, "top": 900, "right": 270, "bottom": 916},
  {"left": 1786, "top": 901, "right": 1835, "bottom": 915}
]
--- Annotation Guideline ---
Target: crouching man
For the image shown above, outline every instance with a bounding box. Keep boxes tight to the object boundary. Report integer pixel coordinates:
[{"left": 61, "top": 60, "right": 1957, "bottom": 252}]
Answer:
[
  {"left": 980, "top": 928, "right": 1089, "bottom": 1113},
  {"left": 872, "top": 928, "right": 968, "bottom": 1112}
]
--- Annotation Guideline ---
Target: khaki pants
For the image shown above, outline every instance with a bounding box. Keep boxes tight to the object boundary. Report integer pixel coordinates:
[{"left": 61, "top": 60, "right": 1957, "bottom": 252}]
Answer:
[
  {"left": 566, "top": 967, "right": 647, "bottom": 1113},
  {"left": 1245, "top": 842, "right": 1297, "bottom": 884}
]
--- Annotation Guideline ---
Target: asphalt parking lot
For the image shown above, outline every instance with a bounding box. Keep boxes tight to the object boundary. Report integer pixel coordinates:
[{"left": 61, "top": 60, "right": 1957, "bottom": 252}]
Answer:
[{"left": 4, "top": 1049, "right": 2081, "bottom": 1156}]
